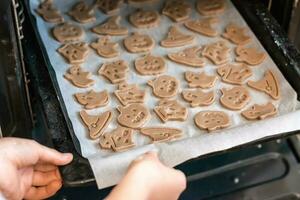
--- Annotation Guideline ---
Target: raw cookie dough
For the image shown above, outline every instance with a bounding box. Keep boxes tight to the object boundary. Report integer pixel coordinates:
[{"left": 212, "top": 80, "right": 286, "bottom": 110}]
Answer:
[
  {"left": 92, "top": 16, "right": 128, "bottom": 36},
  {"left": 36, "top": 0, "right": 64, "bottom": 23},
  {"left": 96, "top": 0, "right": 123, "bottom": 15},
  {"left": 182, "top": 89, "right": 215, "bottom": 107},
  {"left": 241, "top": 102, "right": 277, "bottom": 120},
  {"left": 235, "top": 46, "right": 266, "bottom": 66},
  {"left": 161, "top": 26, "right": 195, "bottom": 48},
  {"left": 124, "top": 32, "right": 155, "bottom": 53},
  {"left": 90, "top": 36, "right": 119, "bottom": 58},
  {"left": 196, "top": 0, "right": 226, "bottom": 16},
  {"left": 217, "top": 63, "right": 252, "bottom": 85},
  {"left": 162, "top": 0, "right": 191, "bottom": 22},
  {"left": 75, "top": 90, "right": 109, "bottom": 109},
  {"left": 98, "top": 60, "right": 129, "bottom": 84},
  {"left": 154, "top": 99, "right": 188, "bottom": 123},
  {"left": 185, "top": 71, "right": 218, "bottom": 89},
  {"left": 220, "top": 86, "right": 251, "bottom": 110},
  {"left": 114, "top": 83, "right": 146, "bottom": 106},
  {"left": 202, "top": 41, "right": 231, "bottom": 65},
  {"left": 68, "top": 2, "right": 96, "bottom": 23},
  {"left": 168, "top": 46, "right": 205, "bottom": 67},
  {"left": 222, "top": 23, "right": 251, "bottom": 45},
  {"left": 135, "top": 54, "right": 166, "bottom": 75},
  {"left": 53, "top": 23, "right": 84, "bottom": 43},
  {"left": 64, "top": 65, "right": 95, "bottom": 88},
  {"left": 184, "top": 18, "right": 219, "bottom": 37},
  {"left": 148, "top": 75, "right": 179, "bottom": 98},
  {"left": 129, "top": 9, "right": 160, "bottom": 28},
  {"left": 194, "top": 111, "right": 230, "bottom": 131},
  {"left": 140, "top": 127, "right": 182, "bottom": 143},
  {"left": 58, "top": 42, "right": 89, "bottom": 64}
]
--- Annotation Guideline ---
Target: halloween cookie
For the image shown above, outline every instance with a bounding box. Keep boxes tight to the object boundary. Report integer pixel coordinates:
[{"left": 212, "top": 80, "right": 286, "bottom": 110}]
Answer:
[
  {"left": 58, "top": 42, "right": 89, "bottom": 64},
  {"left": 148, "top": 75, "right": 179, "bottom": 98},
  {"left": 162, "top": 0, "right": 191, "bottom": 22},
  {"left": 235, "top": 46, "right": 266, "bottom": 66},
  {"left": 161, "top": 26, "right": 195, "bottom": 48},
  {"left": 124, "top": 32, "right": 155, "bottom": 53},
  {"left": 140, "top": 127, "right": 182, "bottom": 143},
  {"left": 182, "top": 89, "right": 215, "bottom": 107},
  {"left": 185, "top": 71, "right": 218, "bottom": 89},
  {"left": 247, "top": 70, "right": 280, "bottom": 100},
  {"left": 90, "top": 36, "right": 119, "bottom": 58},
  {"left": 68, "top": 2, "right": 95, "bottom": 23},
  {"left": 154, "top": 99, "right": 188, "bottom": 123},
  {"left": 220, "top": 86, "right": 251, "bottom": 110},
  {"left": 96, "top": 0, "right": 123, "bottom": 15},
  {"left": 64, "top": 65, "right": 95, "bottom": 88},
  {"left": 194, "top": 111, "right": 230, "bottom": 131},
  {"left": 135, "top": 54, "right": 166, "bottom": 75},
  {"left": 128, "top": 0, "right": 159, "bottom": 5},
  {"left": 98, "top": 60, "right": 129, "bottom": 84},
  {"left": 168, "top": 46, "right": 205, "bottom": 67},
  {"left": 222, "top": 23, "right": 251, "bottom": 45},
  {"left": 184, "top": 18, "right": 219, "bottom": 37},
  {"left": 217, "top": 63, "right": 252, "bottom": 85},
  {"left": 241, "top": 102, "right": 277, "bottom": 120},
  {"left": 92, "top": 16, "right": 128, "bottom": 36},
  {"left": 117, "top": 103, "right": 150, "bottom": 129},
  {"left": 196, "top": 0, "right": 226, "bottom": 16},
  {"left": 114, "top": 83, "right": 146, "bottom": 106},
  {"left": 53, "top": 23, "right": 84, "bottom": 43},
  {"left": 36, "top": 0, "right": 63, "bottom": 23},
  {"left": 202, "top": 41, "right": 231, "bottom": 65},
  {"left": 80, "top": 110, "right": 113, "bottom": 139},
  {"left": 129, "top": 9, "right": 160, "bottom": 28},
  {"left": 75, "top": 90, "right": 109, "bottom": 109}
]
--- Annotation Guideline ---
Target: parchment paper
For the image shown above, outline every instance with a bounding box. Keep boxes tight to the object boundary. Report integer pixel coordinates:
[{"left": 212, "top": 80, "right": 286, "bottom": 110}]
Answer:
[{"left": 29, "top": 0, "right": 300, "bottom": 189}]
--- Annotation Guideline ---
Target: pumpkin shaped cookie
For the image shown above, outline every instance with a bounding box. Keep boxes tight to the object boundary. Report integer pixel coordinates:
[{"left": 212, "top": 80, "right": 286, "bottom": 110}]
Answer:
[
  {"left": 124, "top": 32, "right": 155, "bottom": 53},
  {"left": 148, "top": 75, "right": 179, "bottom": 98},
  {"left": 194, "top": 111, "right": 230, "bottom": 131},
  {"left": 53, "top": 23, "right": 84, "bottom": 43},
  {"left": 129, "top": 9, "right": 160, "bottom": 28},
  {"left": 135, "top": 54, "right": 166, "bottom": 75}
]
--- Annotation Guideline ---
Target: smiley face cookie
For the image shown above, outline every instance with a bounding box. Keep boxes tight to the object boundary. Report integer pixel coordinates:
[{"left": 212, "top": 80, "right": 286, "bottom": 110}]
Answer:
[
  {"left": 162, "top": 0, "right": 191, "bottom": 22},
  {"left": 196, "top": 0, "right": 226, "bottom": 16},
  {"left": 53, "top": 23, "right": 84, "bottom": 43},
  {"left": 114, "top": 83, "right": 146, "bottom": 106},
  {"left": 184, "top": 18, "right": 219, "bottom": 37},
  {"left": 194, "top": 111, "right": 230, "bottom": 132},
  {"left": 182, "top": 89, "right": 215, "bottom": 107},
  {"left": 154, "top": 99, "right": 188, "bottom": 123},
  {"left": 148, "top": 75, "right": 179, "bottom": 98},
  {"left": 222, "top": 23, "right": 251, "bottom": 45},
  {"left": 168, "top": 46, "right": 205, "bottom": 67},
  {"left": 217, "top": 63, "right": 252, "bottom": 85},
  {"left": 96, "top": 0, "right": 123, "bottom": 15},
  {"left": 185, "top": 71, "right": 218, "bottom": 89},
  {"left": 235, "top": 46, "right": 266, "bottom": 66},
  {"left": 161, "top": 26, "right": 195, "bottom": 48},
  {"left": 220, "top": 86, "right": 251, "bottom": 110},
  {"left": 58, "top": 42, "right": 89, "bottom": 64},
  {"left": 124, "top": 32, "right": 155, "bottom": 53},
  {"left": 135, "top": 54, "right": 166, "bottom": 75},
  {"left": 241, "top": 102, "right": 277, "bottom": 120},
  {"left": 98, "top": 60, "right": 129, "bottom": 84},
  {"left": 90, "top": 36, "right": 119, "bottom": 58},
  {"left": 92, "top": 16, "right": 128, "bottom": 36},
  {"left": 202, "top": 41, "right": 231, "bottom": 65},
  {"left": 75, "top": 90, "right": 109, "bottom": 109},
  {"left": 64, "top": 65, "right": 95, "bottom": 88},
  {"left": 140, "top": 127, "right": 183, "bottom": 143},
  {"left": 68, "top": 2, "right": 95, "bottom": 23},
  {"left": 36, "top": 0, "right": 64, "bottom": 23},
  {"left": 129, "top": 9, "right": 160, "bottom": 28}
]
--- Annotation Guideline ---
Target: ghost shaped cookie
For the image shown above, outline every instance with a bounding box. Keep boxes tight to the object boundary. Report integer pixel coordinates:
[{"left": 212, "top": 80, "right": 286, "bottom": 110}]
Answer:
[
  {"left": 114, "top": 83, "right": 146, "bottom": 106},
  {"left": 196, "top": 0, "right": 226, "bottom": 16},
  {"left": 58, "top": 42, "right": 89, "bottom": 64},
  {"left": 75, "top": 90, "right": 109, "bottom": 109},
  {"left": 194, "top": 111, "right": 230, "bottom": 132},
  {"left": 182, "top": 89, "right": 215, "bottom": 107},
  {"left": 185, "top": 71, "right": 218, "bottom": 89},
  {"left": 168, "top": 46, "right": 205, "bottom": 67},
  {"left": 80, "top": 110, "right": 113, "bottom": 139},
  {"left": 217, "top": 63, "right": 252, "bottom": 85},
  {"left": 184, "top": 18, "right": 219, "bottom": 37},
  {"left": 98, "top": 60, "right": 129, "bottom": 84},
  {"left": 241, "top": 102, "right": 277, "bottom": 120},
  {"left": 222, "top": 23, "right": 251, "bottom": 45},
  {"left": 140, "top": 127, "right": 183, "bottom": 143},
  {"left": 135, "top": 54, "right": 166, "bottom": 75},
  {"left": 90, "top": 36, "right": 119, "bottom": 58},
  {"left": 124, "top": 32, "right": 155, "bottom": 53},
  {"left": 235, "top": 46, "right": 266, "bottom": 66},
  {"left": 117, "top": 103, "right": 150, "bottom": 129},
  {"left": 161, "top": 26, "right": 195, "bottom": 48},
  {"left": 53, "top": 23, "right": 84, "bottom": 43},
  {"left": 64, "top": 65, "right": 95, "bottom": 88},
  {"left": 129, "top": 9, "right": 160, "bottom": 28},
  {"left": 68, "top": 2, "right": 95, "bottom": 23},
  {"left": 202, "top": 41, "right": 231, "bottom": 65},
  {"left": 92, "top": 16, "right": 128, "bottom": 36},
  {"left": 36, "top": 0, "right": 64, "bottom": 23},
  {"left": 162, "top": 0, "right": 191, "bottom": 22},
  {"left": 96, "top": 0, "right": 123, "bottom": 15},
  {"left": 220, "top": 86, "right": 251, "bottom": 110},
  {"left": 154, "top": 99, "right": 188, "bottom": 123},
  {"left": 148, "top": 75, "right": 179, "bottom": 98}
]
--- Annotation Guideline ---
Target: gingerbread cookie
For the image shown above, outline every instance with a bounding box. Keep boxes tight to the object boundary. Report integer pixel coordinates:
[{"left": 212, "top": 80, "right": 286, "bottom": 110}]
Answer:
[
  {"left": 80, "top": 110, "right": 113, "bottom": 139},
  {"left": 241, "top": 102, "right": 277, "bottom": 120},
  {"left": 154, "top": 99, "right": 188, "bottom": 123},
  {"left": 64, "top": 65, "right": 95, "bottom": 88},
  {"left": 98, "top": 60, "right": 129, "bottom": 84},
  {"left": 161, "top": 26, "right": 195, "bottom": 48},
  {"left": 58, "top": 42, "right": 89, "bottom": 64},
  {"left": 53, "top": 23, "right": 84, "bottom": 43},
  {"left": 184, "top": 18, "right": 219, "bottom": 37},
  {"left": 90, "top": 36, "right": 119, "bottom": 58},
  {"left": 140, "top": 127, "right": 182, "bottom": 143},
  {"left": 96, "top": 0, "right": 123, "bottom": 15},
  {"left": 117, "top": 103, "right": 150, "bottom": 129},
  {"left": 135, "top": 54, "right": 166, "bottom": 76},
  {"left": 196, "top": 0, "right": 226, "bottom": 16},
  {"left": 220, "top": 86, "right": 251, "bottom": 110},
  {"left": 75, "top": 90, "right": 109, "bottom": 109},
  {"left": 182, "top": 89, "right": 215, "bottom": 107},
  {"left": 148, "top": 75, "right": 179, "bottom": 98},
  {"left": 202, "top": 41, "right": 231, "bottom": 65},
  {"left": 185, "top": 71, "right": 218, "bottom": 89},
  {"left": 114, "top": 83, "right": 146, "bottom": 106},
  {"left": 162, "top": 0, "right": 191, "bottom": 22},
  {"left": 129, "top": 9, "right": 160, "bottom": 28},
  {"left": 36, "top": 0, "right": 63, "bottom": 23},
  {"left": 68, "top": 2, "right": 95, "bottom": 23},
  {"left": 217, "top": 63, "right": 252, "bottom": 85},
  {"left": 235, "top": 46, "right": 267, "bottom": 66},
  {"left": 168, "top": 46, "right": 205, "bottom": 67},
  {"left": 248, "top": 70, "right": 280, "bottom": 100},
  {"left": 92, "top": 16, "right": 128, "bottom": 36},
  {"left": 222, "top": 23, "right": 251, "bottom": 45},
  {"left": 194, "top": 111, "right": 230, "bottom": 131},
  {"left": 124, "top": 32, "right": 154, "bottom": 53}
]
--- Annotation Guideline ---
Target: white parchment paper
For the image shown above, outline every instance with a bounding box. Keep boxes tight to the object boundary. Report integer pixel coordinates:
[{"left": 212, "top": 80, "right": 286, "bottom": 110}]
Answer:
[{"left": 29, "top": 0, "right": 300, "bottom": 189}]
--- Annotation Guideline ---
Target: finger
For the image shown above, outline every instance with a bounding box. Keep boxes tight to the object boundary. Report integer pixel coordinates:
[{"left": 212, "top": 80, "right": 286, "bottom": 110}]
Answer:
[
  {"left": 24, "top": 180, "right": 62, "bottom": 200},
  {"left": 34, "top": 163, "right": 58, "bottom": 172},
  {"left": 32, "top": 169, "right": 61, "bottom": 186},
  {"left": 36, "top": 144, "right": 73, "bottom": 166}
]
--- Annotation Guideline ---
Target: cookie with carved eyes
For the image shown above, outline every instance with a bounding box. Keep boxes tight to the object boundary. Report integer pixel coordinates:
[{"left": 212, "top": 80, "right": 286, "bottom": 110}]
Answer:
[
  {"left": 58, "top": 42, "right": 89, "bottom": 64},
  {"left": 185, "top": 71, "right": 218, "bottom": 89},
  {"left": 241, "top": 102, "right": 277, "bottom": 120},
  {"left": 75, "top": 90, "right": 109, "bottom": 109},
  {"left": 124, "top": 32, "right": 155, "bottom": 53},
  {"left": 53, "top": 23, "right": 84, "bottom": 43},
  {"left": 235, "top": 46, "right": 267, "bottom": 66},
  {"left": 135, "top": 54, "right": 166, "bottom": 75},
  {"left": 92, "top": 16, "right": 128, "bottom": 36},
  {"left": 129, "top": 9, "right": 160, "bottom": 28},
  {"left": 161, "top": 26, "right": 195, "bottom": 48},
  {"left": 64, "top": 65, "right": 95, "bottom": 88},
  {"left": 148, "top": 75, "right": 179, "bottom": 98},
  {"left": 217, "top": 63, "right": 252, "bottom": 85},
  {"left": 222, "top": 23, "right": 252, "bottom": 45},
  {"left": 98, "top": 60, "right": 129, "bottom": 84},
  {"left": 96, "top": 0, "right": 123, "bottom": 15},
  {"left": 184, "top": 18, "right": 219, "bottom": 37},
  {"left": 36, "top": 0, "right": 64, "bottom": 23},
  {"left": 168, "top": 46, "right": 205, "bottom": 67},
  {"left": 182, "top": 89, "right": 215, "bottom": 107},
  {"left": 90, "top": 36, "right": 119, "bottom": 58},
  {"left": 162, "top": 0, "right": 191, "bottom": 22},
  {"left": 196, "top": 0, "right": 226, "bottom": 16},
  {"left": 194, "top": 111, "right": 230, "bottom": 132},
  {"left": 154, "top": 99, "right": 188, "bottom": 123},
  {"left": 68, "top": 1, "right": 96, "bottom": 23},
  {"left": 202, "top": 41, "right": 231, "bottom": 65},
  {"left": 140, "top": 127, "right": 183, "bottom": 143},
  {"left": 114, "top": 83, "right": 146, "bottom": 106},
  {"left": 220, "top": 86, "right": 251, "bottom": 110}
]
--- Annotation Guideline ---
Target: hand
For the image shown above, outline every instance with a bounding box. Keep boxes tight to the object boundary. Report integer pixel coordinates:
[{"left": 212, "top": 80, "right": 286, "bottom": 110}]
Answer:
[
  {"left": 106, "top": 152, "right": 186, "bottom": 200},
  {"left": 0, "top": 137, "right": 73, "bottom": 200}
]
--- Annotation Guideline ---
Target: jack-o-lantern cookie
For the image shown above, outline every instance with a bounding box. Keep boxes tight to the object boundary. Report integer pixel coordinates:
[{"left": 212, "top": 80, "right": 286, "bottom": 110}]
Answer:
[
  {"left": 182, "top": 89, "right": 215, "bottom": 107},
  {"left": 154, "top": 99, "right": 188, "bottom": 123},
  {"left": 220, "top": 86, "right": 251, "bottom": 110},
  {"left": 162, "top": 0, "right": 191, "bottom": 22},
  {"left": 135, "top": 54, "right": 166, "bottom": 75},
  {"left": 124, "top": 32, "right": 155, "bottom": 53},
  {"left": 58, "top": 42, "right": 89, "bottom": 64},
  {"left": 92, "top": 16, "right": 128, "bottom": 36},
  {"left": 140, "top": 127, "right": 182, "bottom": 143},
  {"left": 96, "top": 0, "right": 123, "bottom": 15},
  {"left": 222, "top": 23, "right": 251, "bottom": 45},
  {"left": 36, "top": 0, "right": 64, "bottom": 23},
  {"left": 68, "top": 2, "right": 95, "bottom": 23},
  {"left": 64, "top": 65, "right": 95, "bottom": 88},
  {"left": 196, "top": 0, "right": 226, "bottom": 16},
  {"left": 129, "top": 9, "right": 160, "bottom": 28},
  {"left": 241, "top": 102, "right": 277, "bottom": 120},
  {"left": 184, "top": 18, "right": 219, "bottom": 37},
  {"left": 90, "top": 36, "right": 119, "bottom": 58},
  {"left": 148, "top": 75, "right": 179, "bottom": 98},
  {"left": 80, "top": 110, "right": 113, "bottom": 139},
  {"left": 114, "top": 83, "right": 146, "bottom": 106},
  {"left": 217, "top": 63, "right": 252, "bottom": 85},
  {"left": 235, "top": 46, "right": 266, "bottom": 66},
  {"left": 194, "top": 111, "right": 230, "bottom": 131},
  {"left": 185, "top": 71, "right": 218, "bottom": 89},
  {"left": 168, "top": 46, "right": 205, "bottom": 67},
  {"left": 202, "top": 41, "right": 231, "bottom": 65},
  {"left": 161, "top": 26, "right": 195, "bottom": 48},
  {"left": 98, "top": 60, "right": 129, "bottom": 84},
  {"left": 75, "top": 90, "right": 109, "bottom": 109},
  {"left": 248, "top": 70, "right": 280, "bottom": 100},
  {"left": 117, "top": 103, "right": 150, "bottom": 129},
  {"left": 53, "top": 23, "right": 84, "bottom": 43}
]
